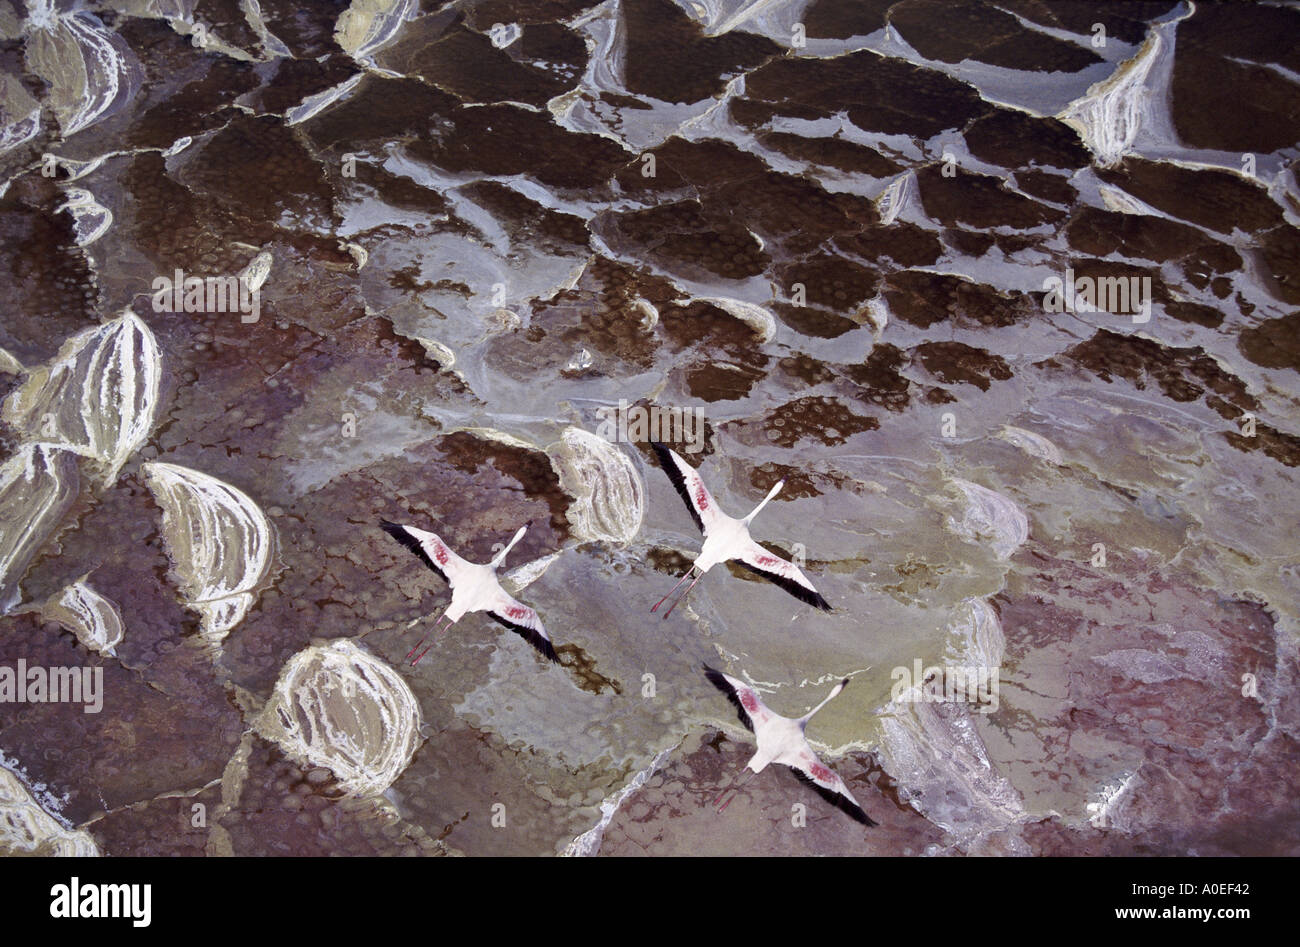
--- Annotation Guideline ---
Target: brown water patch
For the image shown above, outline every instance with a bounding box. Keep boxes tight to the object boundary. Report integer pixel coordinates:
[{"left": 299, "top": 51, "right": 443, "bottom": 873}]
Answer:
[
  {"left": 491, "top": 257, "right": 674, "bottom": 373},
  {"left": 1096, "top": 158, "right": 1285, "bottom": 236},
  {"left": 759, "top": 130, "right": 902, "bottom": 178},
  {"left": 648, "top": 547, "right": 693, "bottom": 576},
  {"left": 844, "top": 343, "right": 914, "bottom": 411},
  {"left": 122, "top": 151, "right": 270, "bottom": 275},
  {"left": 190, "top": 0, "right": 261, "bottom": 53},
  {"left": 87, "top": 782, "right": 222, "bottom": 856},
  {"left": 685, "top": 358, "right": 768, "bottom": 403},
  {"left": 1255, "top": 225, "right": 1300, "bottom": 306},
  {"left": 889, "top": 0, "right": 1101, "bottom": 72},
  {"left": 460, "top": 180, "right": 590, "bottom": 253},
  {"left": 1171, "top": 4, "right": 1300, "bottom": 154},
  {"left": 406, "top": 103, "right": 628, "bottom": 191},
  {"left": 1238, "top": 312, "right": 1300, "bottom": 372},
  {"left": 556, "top": 643, "right": 622, "bottom": 696},
  {"left": 727, "top": 395, "right": 879, "bottom": 449},
  {"left": 258, "top": 0, "right": 351, "bottom": 58},
  {"left": 744, "top": 49, "right": 992, "bottom": 138},
  {"left": 1014, "top": 169, "right": 1077, "bottom": 205},
  {"left": 1224, "top": 418, "right": 1300, "bottom": 468},
  {"left": 916, "top": 164, "right": 1066, "bottom": 230},
  {"left": 1057, "top": 329, "right": 1257, "bottom": 416},
  {"left": 776, "top": 254, "right": 880, "bottom": 314},
  {"left": 599, "top": 202, "right": 768, "bottom": 281},
  {"left": 241, "top": 57, "right": 359, "bottom": 117},
  {"left": 377, "top": 23, "right": 574, "bottom": 107},
  {"left": 300, "top": 74, "right": 460, "bottom": 151},
  {"left": 914, "top": 340, "right": 1013, "bottom": 391},
  {"left": 515, "top": 22, "right": 588, "bottom": 81},
  {"left": 747, "top": 462, "right": 827, "bottom": 500},
  {"left": 173, "top": 113, "right": 336, "bottom": 233},
  {"left": 837, "top": 221, "right": 944, "bottom": 268},
  {"left": 0, "top": 614, "right": 243, "bottom": 826},
  {"left": 803, "top": 0, "right": 894, "bottom": 39},
  {"left": 997, "top": 0, "right": 1178, "bottom": 45},
  {"left": 118, "top": 30, "right": 259, "bottom": 149},
  {"left": 659, "top": 299, "right": 768, "bottom": 349},
  {"left": 435, "top": 431, "right": 572, "bottom": 546},
  {"left": 616, "top": 136, "right": 771, "bottom": 194},
  {"left": 0, "top": 173, "right": 99, "bottom": 362},
  {"left": 963, "top": 108, "right": 1090, "bottom": 171},
  {"left": 621, "top": 0, "right": 781, "bottom": 104},
  {"left": 1066, "top": 205, "right": 1239, "bottom": 271},
  {"left": 771, "top": 301, "right": 860, "bottom": 339},
  {"left": 885, "top": 270, "right": 1037, "bottom": 329}
]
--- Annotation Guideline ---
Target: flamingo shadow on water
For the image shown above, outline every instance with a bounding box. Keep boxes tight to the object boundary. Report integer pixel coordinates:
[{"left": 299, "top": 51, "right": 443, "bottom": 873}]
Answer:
[
  {"left": 379, "top": 519, "right": 558, "bottom": 665},
  {"left": 649, "top": 442, "right": 831, "bottom": 619},
  {"left": 704, "top": 665, "right": 877, "bottom": 826}
]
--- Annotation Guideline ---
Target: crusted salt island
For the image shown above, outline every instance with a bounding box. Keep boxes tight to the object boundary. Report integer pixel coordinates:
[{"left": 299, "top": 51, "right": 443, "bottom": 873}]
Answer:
[
  {"left": 238, "top": 250, "right": 273, "bottom": 295},
  {"left": 1057, "top": 18, "right": 1176, "bottom": 167},
  {"left": 0, "top": 444, "right": 79, "bottom": 614},
  {"left": 334, "top": 0, "right": 416, "bottom": 67},
  {"left": 141, "top": 461, "right": 273, "bottom": 646},
  {"left": 0, "top": 761, "right": 99, "bottom": 856},
  {"left": 877, "top": 691, "right": 1025, "bottom": 848},
  {"left": 22, "top": 1, "right": 140, "bottom": 137},
  {"left": 876, "top": 170, "right": 918, "bottom": 225},
  {"left": 255, "top": 639, "right": 422, "bottom": 797},
  {"left": 37, "top": 575, "right": 124, "bottom": 656},
  {"left": 0, "top": 71, "right": 41, "bottom": 156},
  {"left": 998, "top": 425, "right": 1063, "bottom": 465},
  {"left": 946, "top": 478, "right": 1029, "bottom": 561},
  {"left": 1, "top": 309, "right": 161, "bottom": 484},
  {"left": 943, "top": 597, "right": 1006, "bottom": 669},
  {"left": 55, "top": 186, "right": 113, "bottom": 246},
  {"left": 548, "top": 426, "right": 644, "bottom": 544}
]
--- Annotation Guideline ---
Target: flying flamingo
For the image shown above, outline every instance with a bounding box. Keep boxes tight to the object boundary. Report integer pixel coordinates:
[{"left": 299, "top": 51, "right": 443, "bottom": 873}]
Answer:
[
  {"left": 379, "top": 519, "right": 558, "bottom": 665},
  {"left": 650, "top": 442, "right": 831, "bottom": 618},
  {"left": 704, "top": 665, "right": 876, "bottom": 826}
]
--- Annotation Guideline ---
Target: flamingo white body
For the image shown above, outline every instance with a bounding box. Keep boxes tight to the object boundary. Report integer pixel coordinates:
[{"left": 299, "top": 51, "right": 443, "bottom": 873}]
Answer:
[
  {"left": 704, "top": 666, "right": 876, "bottom": 826},
  {"left": 380, "top": 520, "right": 557, "bottom": 664},
  {"left": 651, "top": 442, "right": 830, "bottom": 617}
]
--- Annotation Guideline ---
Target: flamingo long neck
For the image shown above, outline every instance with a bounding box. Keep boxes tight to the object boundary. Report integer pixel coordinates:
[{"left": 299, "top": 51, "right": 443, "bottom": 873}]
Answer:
[
  {"left": 490, "top": 525, "right": 527, "bottom": 569},
  {"left": 799, "top": 681, "right": 846, "bottom": 725},
  {"left": 743, "top": 480, "right": 784, "bottom": 524}
]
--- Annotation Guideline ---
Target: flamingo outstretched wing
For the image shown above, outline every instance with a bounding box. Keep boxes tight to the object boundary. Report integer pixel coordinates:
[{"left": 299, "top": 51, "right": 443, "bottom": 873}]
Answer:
[
  {"left": 380, "top": 520, "right": 475, "bottom": 586},
  {"left": 487, "top": 590, "right": 558, "bottom": 663},
  {"left": 703, "top": 665, "right": 773, "bottom": 733},
  {"left": 780, "top": 747, "right": 876, "bottom": 826},
  {"left": 734, "top": 538, "right": 831, "bottom": 611},
  {"left": 651, "top": 442, "right": 723, "bottom": 536}
]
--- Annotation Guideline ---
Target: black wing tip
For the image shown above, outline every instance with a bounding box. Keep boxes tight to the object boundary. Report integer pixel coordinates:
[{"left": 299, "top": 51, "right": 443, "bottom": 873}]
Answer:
[
  {"left": 379, "top": 519, "right": 449, "bottom": 584},
  {"left": 734, "top": 560, "right": 832, "bottom": 611},
  {"left": 702, "top": 664, "right": 754, "bottom": 732},
  {"left": 788, "top": 767, "right": 878, "bottom": 827},
  {"left": 488, "top": 612, "right": 559, "bottom": 663},
  {"left": 651, "top": 441, "right": 705, "bottom": 534}
]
